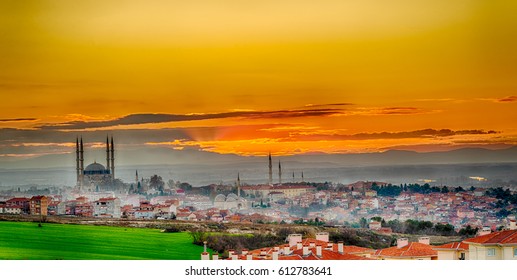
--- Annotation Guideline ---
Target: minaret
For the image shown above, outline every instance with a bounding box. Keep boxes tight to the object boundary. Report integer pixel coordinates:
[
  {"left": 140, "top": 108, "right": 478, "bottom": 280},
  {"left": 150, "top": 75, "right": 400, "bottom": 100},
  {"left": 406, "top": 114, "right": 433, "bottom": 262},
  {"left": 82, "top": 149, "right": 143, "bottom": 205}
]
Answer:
[
  {"left": 301, "top": 171, "right": 304, "bottom": 182},
  {"left": 135, "top": 170, "right": 139, "bottom": 184},
  {"left": 278, "top": 161, "right": 282, "bottom": 185},
  {"left": 110, "top": 136, "right": 115, "bottom": 180},
  {"left": 79, "top": 137, "right": 84, "bottom": 186},
  {"left": 268, "top": 152, "right": 273, "bottom": 185},
  {"left": 76, "top": 137, "right": 80, "bottom": 184},
  {"left": 292, "top": 171, "right": 295, "bottom": 183},
  {"left": 237, "top": 173, "right": 241, "bottom": 198},
  {"left": 106, "top": 136, "right": 111, "bottom": 174}
]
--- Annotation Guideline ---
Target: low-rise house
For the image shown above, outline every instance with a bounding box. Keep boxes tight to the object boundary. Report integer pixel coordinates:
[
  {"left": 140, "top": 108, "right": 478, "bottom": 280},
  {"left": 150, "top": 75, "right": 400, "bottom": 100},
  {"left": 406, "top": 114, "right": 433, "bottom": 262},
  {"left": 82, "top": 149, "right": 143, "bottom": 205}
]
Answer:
[
  {"left": 368, "top": 221, "right": 382, "bottom": 230},
  {"left": 434, "top": 242, "right": 469, "bottom": 260},
  {"left": 6, "top": 198, "right": 30, "bottom": 214},
  {"left": 74, "top": 203, "right": 93, "bottom": 217},
  {"left": 93, "top": 197, "right": 121, "bottom": 218},
  {"left": 134, "top": 210, "right": 154, "bottom": 219},
  {"left": 47, "top": 201, "right": 66, "bottom": 215},
  {"left": 2, "top": 205, "right": 23, "bottom": 214},
  {"left": 463, "top": 226, "right": 517, "bottom": 260},
  {"left": 175, "top": 211, "right": 191, "bottom": 221},
  {"left": 30, "top": 196, "right": 48, "bottom": 216},
  {"left": 373, "top": 237, "right": 438, "bottom": 260}
]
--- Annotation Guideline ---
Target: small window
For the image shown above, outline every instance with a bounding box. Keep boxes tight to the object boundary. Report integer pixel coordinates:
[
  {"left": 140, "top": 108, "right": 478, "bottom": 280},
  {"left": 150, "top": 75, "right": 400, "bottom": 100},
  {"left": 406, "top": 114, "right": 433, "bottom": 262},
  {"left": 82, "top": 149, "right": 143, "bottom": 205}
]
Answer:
[
  {"left": 487, "top": 248, "right": 495, "bottom": 257},
  {"left": 514, "top": 248, "right": 517, "bottom": 257}
]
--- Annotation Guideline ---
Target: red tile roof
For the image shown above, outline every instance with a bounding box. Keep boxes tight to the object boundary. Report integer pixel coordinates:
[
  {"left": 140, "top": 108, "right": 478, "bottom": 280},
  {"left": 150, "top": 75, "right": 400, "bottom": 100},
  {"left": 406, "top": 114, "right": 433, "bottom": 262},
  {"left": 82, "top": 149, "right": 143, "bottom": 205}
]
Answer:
[
  {"left": 433, "top": 242, "right": 469, "bottom": 251},
  {"left": 463, "top": 230, "right": 517, "bottom": 245},
  {"left": 244, "top": 238, "right": 373, "bottom": 260},
  {"left": 374, "top": 242, "right": 437, "bottom": 258},
  {"left": 98, "top": 197, "right": 117, "bottom": 201},
  {"left": 6, "top": 198, "right": 29, "bottom": 202}
]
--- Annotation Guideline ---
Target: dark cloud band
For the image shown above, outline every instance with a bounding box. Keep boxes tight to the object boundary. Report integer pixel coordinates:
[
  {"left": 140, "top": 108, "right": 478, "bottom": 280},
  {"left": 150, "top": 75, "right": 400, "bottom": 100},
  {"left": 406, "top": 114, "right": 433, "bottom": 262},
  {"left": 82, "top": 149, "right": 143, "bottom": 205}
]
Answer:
[
  {"left": 0, "top": 118, "right": 37, "bottom": 122},
  {"left": 37, "top": 109, "right": 342, "bottom": 130}
]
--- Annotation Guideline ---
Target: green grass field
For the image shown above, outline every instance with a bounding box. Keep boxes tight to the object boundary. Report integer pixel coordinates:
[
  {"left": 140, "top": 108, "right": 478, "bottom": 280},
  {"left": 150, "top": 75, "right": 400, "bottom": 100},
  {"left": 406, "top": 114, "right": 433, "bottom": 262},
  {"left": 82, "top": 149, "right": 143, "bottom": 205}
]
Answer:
[{"left": 0, "top": 221, "right": 209, "bottom": 260}]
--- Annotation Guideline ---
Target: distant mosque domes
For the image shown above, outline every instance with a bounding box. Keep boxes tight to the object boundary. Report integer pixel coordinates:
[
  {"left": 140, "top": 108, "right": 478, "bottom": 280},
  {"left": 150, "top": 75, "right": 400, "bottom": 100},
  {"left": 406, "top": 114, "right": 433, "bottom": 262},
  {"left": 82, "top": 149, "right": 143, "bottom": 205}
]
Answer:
[
  {"left": 226, "top": 193, "right": 238, "bottom": 202},
  {"left": 213, "top": 192, "right": 247, "bottom": 210}
]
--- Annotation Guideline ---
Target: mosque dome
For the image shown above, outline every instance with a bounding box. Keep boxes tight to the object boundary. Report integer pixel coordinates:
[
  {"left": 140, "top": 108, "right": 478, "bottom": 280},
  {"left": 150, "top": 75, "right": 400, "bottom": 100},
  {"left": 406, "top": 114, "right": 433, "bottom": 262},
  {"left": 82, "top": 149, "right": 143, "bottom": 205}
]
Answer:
[
  {"left": 226, "top": 193, "right": 238, "bottom": 200},
  {"left": 214, "top": 194, "right": 226, "bottom": 202},
  {"left": 84, "top": 162, "right": 106, "bottom": 172}
]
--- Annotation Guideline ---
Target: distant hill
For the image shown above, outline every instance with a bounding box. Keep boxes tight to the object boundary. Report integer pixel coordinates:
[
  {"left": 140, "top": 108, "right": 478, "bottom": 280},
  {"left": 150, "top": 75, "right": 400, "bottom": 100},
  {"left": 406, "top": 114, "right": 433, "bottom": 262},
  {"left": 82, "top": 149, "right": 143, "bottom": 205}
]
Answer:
[{"left": 1, "top": 146, "right": 516, "bottom": 170}]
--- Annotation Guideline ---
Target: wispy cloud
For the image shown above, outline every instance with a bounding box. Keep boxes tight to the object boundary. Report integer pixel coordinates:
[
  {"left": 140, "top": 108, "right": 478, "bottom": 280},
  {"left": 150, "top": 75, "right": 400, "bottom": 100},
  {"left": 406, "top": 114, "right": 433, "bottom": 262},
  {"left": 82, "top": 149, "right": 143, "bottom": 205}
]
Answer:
[
  {"left": 478, "top": 96, "right": 517, "bottom": 103},
  {"left": 287, "top": 129, "right": 498, "bottom": 141},
  {"left": 303, "top": 103, "right": 354, "bottom": 108},
  {"left": 337, "top": 107, "right": 435, "bottom": 117},
  {"left": 0, "top": 118, "right": 37, "bottom": 122},
  {"left": 496, "top": 96, "right": 517, "bottom": 103}
]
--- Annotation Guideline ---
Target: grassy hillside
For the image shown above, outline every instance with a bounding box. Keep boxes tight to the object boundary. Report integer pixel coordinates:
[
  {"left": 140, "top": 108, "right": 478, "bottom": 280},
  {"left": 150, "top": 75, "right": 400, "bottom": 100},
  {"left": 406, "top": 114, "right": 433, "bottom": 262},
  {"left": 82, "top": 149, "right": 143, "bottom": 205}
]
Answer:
[{"left": 0, "top": 221, "right": 208, "bottom": 260}]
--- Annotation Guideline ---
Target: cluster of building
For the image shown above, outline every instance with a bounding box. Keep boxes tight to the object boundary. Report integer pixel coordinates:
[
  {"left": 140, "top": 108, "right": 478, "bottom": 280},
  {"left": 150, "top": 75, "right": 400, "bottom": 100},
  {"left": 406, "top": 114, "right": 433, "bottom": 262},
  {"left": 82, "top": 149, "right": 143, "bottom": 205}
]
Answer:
[
  {"left": 202, "top": 217, "right": 517, "bottom": 261},
  {"left": 1, "top": 173, "right": 515, "bottom": 234},
  {"left": 0, "top": 196, "right": 49, "bottom": 216}
]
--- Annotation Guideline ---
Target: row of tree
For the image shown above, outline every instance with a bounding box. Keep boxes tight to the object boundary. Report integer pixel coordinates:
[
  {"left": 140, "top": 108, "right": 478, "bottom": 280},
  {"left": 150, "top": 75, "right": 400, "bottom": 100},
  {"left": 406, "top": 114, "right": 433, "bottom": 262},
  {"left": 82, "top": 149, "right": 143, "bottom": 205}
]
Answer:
[
  {"left": 366, "top": 217, "right": 478, "bottom": 237},
  {"left": 371, "top": 183, "right": 477, "bottom": 197}
]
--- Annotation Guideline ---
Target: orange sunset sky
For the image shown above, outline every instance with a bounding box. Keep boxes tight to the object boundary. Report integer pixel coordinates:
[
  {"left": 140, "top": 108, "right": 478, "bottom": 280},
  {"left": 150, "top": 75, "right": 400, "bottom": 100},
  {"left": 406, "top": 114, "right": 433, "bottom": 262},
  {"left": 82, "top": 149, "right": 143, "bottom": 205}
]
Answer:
[{"left": 1, "top": 0, "right": 517, "bottom": 160}]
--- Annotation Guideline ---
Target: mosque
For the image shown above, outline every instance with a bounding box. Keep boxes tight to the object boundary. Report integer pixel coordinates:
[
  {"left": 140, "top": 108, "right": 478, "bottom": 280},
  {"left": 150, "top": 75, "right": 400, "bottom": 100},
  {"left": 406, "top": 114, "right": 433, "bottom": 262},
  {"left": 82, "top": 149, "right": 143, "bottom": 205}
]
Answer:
[
  {"left": 213, "top": 173, "right": 249, "bottom": 210},
  {"left": 75, "top": 137, "right": 116, "bottom": 190}
]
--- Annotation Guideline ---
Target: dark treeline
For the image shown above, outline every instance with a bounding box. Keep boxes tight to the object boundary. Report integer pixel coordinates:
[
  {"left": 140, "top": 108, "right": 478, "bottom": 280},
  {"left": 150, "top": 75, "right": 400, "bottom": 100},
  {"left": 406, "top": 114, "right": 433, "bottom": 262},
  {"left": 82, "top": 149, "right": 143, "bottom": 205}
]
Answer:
[
  {"left": 485, "top": 187, "right": 517, "bottom": 218},
  {"left": 371, "top": 183, "right": 477, "bottom": 197},
  {"left": 371, "top": 217, "right": 476, "bottom": 237}
]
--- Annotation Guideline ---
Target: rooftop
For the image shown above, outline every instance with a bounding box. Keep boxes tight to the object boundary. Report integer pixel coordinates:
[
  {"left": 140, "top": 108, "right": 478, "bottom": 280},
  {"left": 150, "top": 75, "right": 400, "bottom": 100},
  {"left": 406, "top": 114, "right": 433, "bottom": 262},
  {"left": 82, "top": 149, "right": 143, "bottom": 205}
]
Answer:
[
  {"left": 374, "top": 242, "right": 437, "bottom": 258},
  {"left": 463, "top": 230, "right": 517, "bottom": 245}
]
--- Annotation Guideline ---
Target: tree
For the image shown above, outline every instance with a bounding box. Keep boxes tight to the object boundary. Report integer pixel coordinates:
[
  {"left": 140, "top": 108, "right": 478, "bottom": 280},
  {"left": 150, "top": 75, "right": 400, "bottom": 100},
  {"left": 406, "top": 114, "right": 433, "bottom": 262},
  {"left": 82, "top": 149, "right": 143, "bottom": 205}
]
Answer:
[
  {"left": 441, "top": 186, "right": 449, "bottom": 193},
  {"left": 137, "top": 181, "right": 142, "bottom": 193},
  {"left": 434, "top": 223, "right": 455, "bottom": 236},
  {"left": 179, "top": 182, "right": 192, "bottom": 192},
  {"left": 371, "top": 216, "right": 382, "bottom": 222},
  {"left": 150, "top": 174, "right": 165, "bottom": 193},
  {"left": 189, "top": 230, "right": 208, "bottom": 245},
  {"left": 459, "top": 225, "right": 478, "bottom": 237},
  {"left": 496, "top": 209, "right": 511, "bottom": 218},
  {"left": 359, "top": 217, "right": 368, "bottom": 228}
]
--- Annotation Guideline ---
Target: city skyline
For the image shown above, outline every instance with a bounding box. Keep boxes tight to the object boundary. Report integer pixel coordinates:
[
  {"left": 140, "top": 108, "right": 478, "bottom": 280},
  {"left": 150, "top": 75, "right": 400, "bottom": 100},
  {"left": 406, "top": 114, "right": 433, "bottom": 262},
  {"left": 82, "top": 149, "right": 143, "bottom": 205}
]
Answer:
[{"left": 1, "top": 1, "right": 517, "bottom": 163}]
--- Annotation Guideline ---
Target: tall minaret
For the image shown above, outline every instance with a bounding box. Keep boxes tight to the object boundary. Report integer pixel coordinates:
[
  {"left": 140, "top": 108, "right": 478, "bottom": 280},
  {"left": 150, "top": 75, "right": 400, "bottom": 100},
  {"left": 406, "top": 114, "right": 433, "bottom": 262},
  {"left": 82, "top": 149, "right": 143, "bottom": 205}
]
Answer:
[
  {"left": 76, "top": 137, "right": 80, "bottom": 184},
  {"left": 106, "top": 136, "right": 111, "bottom": 173},
  {"left": 237, "top": 173, "right": 241, "bottom": 198},
  {"left": 110, "top": 136, "right": 115, "bottom": 180},
  {"left": 268, "top": 152, "right": 273, "bottom": 185},
  {"left": 292, "top": 171, "right": 295, "bottom": 183},
  {"left": 278, "top": 161, "right": 282, "bottom": 185},
  {"left": 79, "top": 137, "right": 84, "bottom": 186},
  {"left": 301, "top": 171, "right": 304, "bottom": 182}
]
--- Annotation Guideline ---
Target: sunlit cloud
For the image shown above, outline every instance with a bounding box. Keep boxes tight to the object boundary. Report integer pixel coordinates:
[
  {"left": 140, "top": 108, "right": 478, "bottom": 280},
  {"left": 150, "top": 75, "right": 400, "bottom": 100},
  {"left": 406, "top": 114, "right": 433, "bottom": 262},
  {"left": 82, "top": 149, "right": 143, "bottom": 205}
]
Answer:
[
  {"left": 0, "top": 151, "right": 71, "bottom": 158},
  {"left": 477, "top": 96, "right": 517, "bottom": 103},
  {"left": 287, "top": 129, "right": 498, "bottom": 142},
  {"left": 495, "top": 96, "right": 517, "bottom": 103},
  {"left": 9, "top": 142, "right": 75, "bottom": 147}
]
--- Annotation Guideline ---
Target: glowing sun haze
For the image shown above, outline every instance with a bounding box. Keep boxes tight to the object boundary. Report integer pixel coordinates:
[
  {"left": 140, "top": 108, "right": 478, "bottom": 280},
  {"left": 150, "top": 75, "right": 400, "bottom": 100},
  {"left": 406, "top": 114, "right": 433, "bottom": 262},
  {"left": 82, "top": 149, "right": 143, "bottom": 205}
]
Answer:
[{"left": 1, "top": 0, "right": 517, "bottom": 159}]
